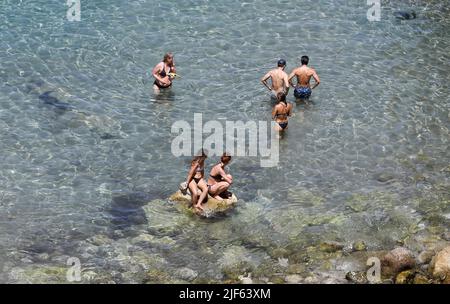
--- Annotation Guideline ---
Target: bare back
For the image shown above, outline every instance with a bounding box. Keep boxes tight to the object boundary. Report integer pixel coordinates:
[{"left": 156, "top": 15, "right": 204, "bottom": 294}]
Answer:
[
  {"left": 272, "top": 102, "right": 292, "bottom": 123},
  {"left": 262, "top": 68, "right": 289, "bottom": 93},
  {"left": 289, "top": 65, "right": 320, "bottom": 88}
]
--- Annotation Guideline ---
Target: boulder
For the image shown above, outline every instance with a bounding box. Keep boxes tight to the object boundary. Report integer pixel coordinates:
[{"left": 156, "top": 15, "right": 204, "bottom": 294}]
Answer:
[
  {"left": 169, "top": 190, "right": 238, "bottom": 217},
  {"left": 381, "top": 247, "right": 416, "bottom": 277},
  {"left": 430, "top": 246, "right": 450, "bottom": 280}
]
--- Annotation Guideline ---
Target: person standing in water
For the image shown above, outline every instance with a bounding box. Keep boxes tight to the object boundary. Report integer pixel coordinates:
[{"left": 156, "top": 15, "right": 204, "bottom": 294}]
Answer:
[
  {"left": 207, "top": 153, "right": 233, "bottom": 201},
  {"left": 261, "top": 59, "right": 290, "bottom": 100},
  {"left": 184, "top": 150, "right": 209, "bottom": 211},
  {"left": 152, "top": 52, "right": 177, "bottom": 93},
  {"left": 289, "top": 56, "right": 320, "bottom": 100},
  {"left": 272, "top": 92, "right": 293, "bottom": 132}
]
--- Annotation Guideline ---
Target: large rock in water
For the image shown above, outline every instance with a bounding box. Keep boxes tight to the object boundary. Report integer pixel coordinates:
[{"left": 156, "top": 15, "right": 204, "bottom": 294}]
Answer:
[
  {"left": 381, "top": 247, "right": 416, "bottom": 277},
  {"left": 430, "top": 246, "right": 450, "bottom": 281},
  {"left": 169, "top": 190, "right": 238, "bottom": 217}
]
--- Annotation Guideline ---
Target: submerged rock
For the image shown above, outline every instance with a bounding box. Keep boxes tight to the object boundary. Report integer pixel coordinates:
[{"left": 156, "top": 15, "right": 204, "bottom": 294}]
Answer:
[
  {"left": 169, "top": 190, "right": 238, "bottom": 217},
  {"left": 9, "top": 265, "right": 68, "bottom": 284},
  {"left": 395, "top": 270, "right": 415, "bottom": 284},
  {"left": 413, "top": 273, "right": 430, "bottom": 284},
  {"left": 430, "top": 246, "right": 450, "bottom": 280},
  {"left": 442, "top": 232, "right": 450, "bottom": 241},
  {"left": 285, "top": 274, "right": 303, "bottom": 284},
  {"left": 145, "top": 269, "right": 170, "bottom": 283},
  {"left": 382, "top": 247, "right": 416, "bottom": 277},
  {"left": 88, "top": 234, "right": 112, "bottom": 246},
  {"left": 142, "top": 199, "right": 190, "bottom": 235},
  {"left": 287, "top": 264, "right": 306, "bottom": 274},
  {"left": 175, "top": 267, "right": 198, "bottom": 282},
  {"left": 269, "top": 248, "right": 291, "bottom": 259},
  {"left": 239, "top": 276, "right": 253, "bottom": 284},
  {"left": 352, "top": 241, "right": 367, "bottom": 252},
  {"left": 394, "top": 10, "right": 416, "bottom": 20},
  {"left": 375, "top": 172, "right": 396, "bottom": 183},
  {"left": 221, "top": 261, "right": 254, "bottom": 281},
  {"left": 286, "top": 188, "right": 325, "bottom": 207},
  {"left": 319, "top": 241, "right": 345, "bottom": 253},
  {"left": 345, "top": 271, "right": 368, "bottom": 284},
  {"left": 417, "top": 250, "right": 434, "bottom": 265},
  {"left": 269, "top": 276, "right": 286, "bottom": 284}
]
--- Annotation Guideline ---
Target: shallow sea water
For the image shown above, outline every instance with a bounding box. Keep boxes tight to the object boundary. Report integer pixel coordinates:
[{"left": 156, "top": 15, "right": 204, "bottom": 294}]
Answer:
[{"left": 0, "top": 0, "right": 449, "bottom": 283}]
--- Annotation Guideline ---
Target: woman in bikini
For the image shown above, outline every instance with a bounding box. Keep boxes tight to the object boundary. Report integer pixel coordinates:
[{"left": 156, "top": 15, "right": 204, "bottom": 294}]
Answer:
[
  {"left": 152, "top": 52, "right": 176, "bottom": 93},
  {"left": 207, "top": 153, "right": 233, "bottom": 201},
  {"left": 272, "top": 92, "right": 293, "bottom": 132},
  {"left": 184, "top": 150, "right": 209, "bottom": 211}
]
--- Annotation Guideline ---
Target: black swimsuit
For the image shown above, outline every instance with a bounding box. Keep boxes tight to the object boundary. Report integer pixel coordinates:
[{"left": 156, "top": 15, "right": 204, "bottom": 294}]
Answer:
[
  {"left": 275, "top": 102, "right": 289, "bottom": 129},
  {"left": 192, "top": 164, "right": 204, "bottom": 184},
  {"left": 154, "top": 63, "right": 171, "bottom": 89}
]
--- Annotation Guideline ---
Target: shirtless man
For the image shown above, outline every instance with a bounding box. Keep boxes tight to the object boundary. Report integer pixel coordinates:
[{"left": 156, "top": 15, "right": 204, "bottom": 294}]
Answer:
[
  {"left": 261, "top": 59, "right": 290, "bottom": 100},
  {"left": 152, "top": 52, "right": 176, "bottom": 93},
  {"left": 289, "top": 56, "right": 320, "bottom": 100}
]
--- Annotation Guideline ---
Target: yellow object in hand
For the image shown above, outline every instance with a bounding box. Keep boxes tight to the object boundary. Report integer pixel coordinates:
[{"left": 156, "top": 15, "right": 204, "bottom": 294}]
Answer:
[{"left": 168, "top": 72, "right": 180, "bottom": 79}]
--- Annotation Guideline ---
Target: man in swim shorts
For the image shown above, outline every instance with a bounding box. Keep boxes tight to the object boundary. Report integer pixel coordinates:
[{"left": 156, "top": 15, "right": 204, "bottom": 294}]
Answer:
[
  {"left": 261, "top": 59, "right": 290, "bottom": 100},
  {"left": 152, "top": 52, "right": 176, "bottom": 93},
  {"left": 288, "top": 56, "right": 320, "bottom": 100}
]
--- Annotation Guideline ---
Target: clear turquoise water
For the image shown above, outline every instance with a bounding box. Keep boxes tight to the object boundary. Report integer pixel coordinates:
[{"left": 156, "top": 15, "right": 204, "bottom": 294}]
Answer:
[{"left": 0, "top": 0, "right": 449, "bottom": 283}]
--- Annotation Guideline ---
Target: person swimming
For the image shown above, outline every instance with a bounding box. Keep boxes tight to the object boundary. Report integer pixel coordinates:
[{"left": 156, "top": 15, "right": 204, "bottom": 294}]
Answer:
[
  {"left": 288, "top": 55, "right": 320, "bottom": 100},
  {"left": 261, "top": 59, "right": 290, "bottom": 100},
  {"left": 152, "top": 52, "right": 177, "bottom": 93},
  {"left": 272, "top": 92, "right": 293, "bottom": 131},
  {"left": 184, "top": 150, "right": 209, "bottom": 211},
  {"left": 207, "top": 153, "right": 233, "bottom": 201}
]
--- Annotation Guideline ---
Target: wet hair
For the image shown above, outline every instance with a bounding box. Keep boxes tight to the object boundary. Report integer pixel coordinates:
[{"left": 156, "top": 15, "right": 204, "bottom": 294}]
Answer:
[
  {"left": 277, "top": 59, "right": 286, "bottom": 67},
  {"left": 163, "top": 52, "right": 174, "bottom": 63},
  {"left": 277, "top": 92, "right": 286, "bottom": 103},
  {"left": 191, "top": 149, "right": 207, "bottom": 165},
  {"left": 301, "top": 56, "right": 309, "bottom": 65},
  {"left": 220, "top": 152, "right": 232, "bottom": 164}
]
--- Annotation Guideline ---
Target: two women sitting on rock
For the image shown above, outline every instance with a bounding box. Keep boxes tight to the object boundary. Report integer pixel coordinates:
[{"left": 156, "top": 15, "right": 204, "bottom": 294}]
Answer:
[{"left": 183, "top": 151, "right": 233, "bottom": 211}]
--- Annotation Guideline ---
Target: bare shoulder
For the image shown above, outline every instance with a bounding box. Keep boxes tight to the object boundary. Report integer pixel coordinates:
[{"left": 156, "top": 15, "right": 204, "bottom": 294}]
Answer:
[{"left": 289, "top": 68, "right": 299, "bottom": 75}]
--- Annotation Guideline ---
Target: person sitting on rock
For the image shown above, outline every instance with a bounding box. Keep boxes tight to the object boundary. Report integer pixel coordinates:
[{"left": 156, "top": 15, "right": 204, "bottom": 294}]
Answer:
[
  {"left": 184, "top": 150, "right": 208, "bottom": 211},
  {"left": 207, "top": 153, "right": 233, "bottom": 201}
]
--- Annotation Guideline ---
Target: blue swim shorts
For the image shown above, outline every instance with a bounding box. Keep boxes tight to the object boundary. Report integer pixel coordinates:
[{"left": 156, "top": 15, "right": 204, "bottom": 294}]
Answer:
[{"left": 294, "top": 87, "right": 312, "bottom": 99}]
